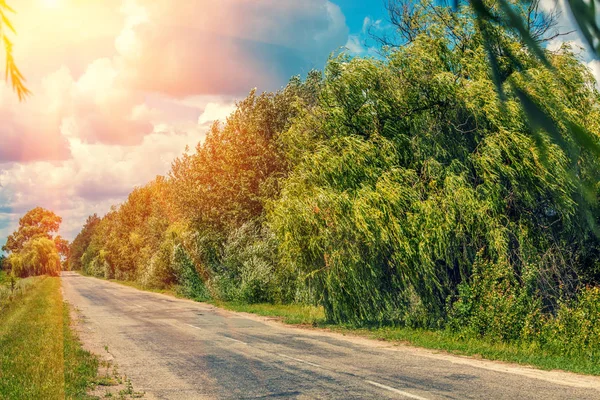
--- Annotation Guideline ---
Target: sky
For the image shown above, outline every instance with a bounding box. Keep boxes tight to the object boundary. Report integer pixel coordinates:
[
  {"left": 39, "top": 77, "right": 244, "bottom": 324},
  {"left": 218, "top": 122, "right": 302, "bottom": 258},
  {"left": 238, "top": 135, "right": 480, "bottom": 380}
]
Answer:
[{"left": 0, "top": 0, "right": 597, "bottom": 245}]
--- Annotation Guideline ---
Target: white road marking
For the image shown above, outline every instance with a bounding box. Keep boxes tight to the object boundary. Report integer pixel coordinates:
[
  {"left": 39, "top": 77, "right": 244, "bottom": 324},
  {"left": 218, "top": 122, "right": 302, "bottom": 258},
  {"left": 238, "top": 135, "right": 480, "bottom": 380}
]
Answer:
[
  {"left": 223, "top": 336, "right": 248, "bottom": 345},
  {"left": 185, "top": 324, "right": 202, "bottom": 330},
  {"left": 366, "top": 380, "right": 430, "bottom": 400},
  {"left": 278, "top": 354, "right": 322, "bottom": 368}
]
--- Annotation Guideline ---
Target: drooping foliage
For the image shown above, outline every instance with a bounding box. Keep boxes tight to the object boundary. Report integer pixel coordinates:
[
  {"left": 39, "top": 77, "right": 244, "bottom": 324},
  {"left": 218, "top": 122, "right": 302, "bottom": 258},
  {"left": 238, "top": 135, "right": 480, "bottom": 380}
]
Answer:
[
  {"left": 3, "top": 208, "right": 65, "bottom": 277},
  {"left": 9, "top": 237, "right": 62, "bottom": 277},
  {"left": 269, "top": 20, "right": 600, "bottom": 327},
  {"left": 0, "top": 1, "right": 30, "bottom": 100},
  {"left": 70, "top": 1, "right": 600, "bottom": 359}
]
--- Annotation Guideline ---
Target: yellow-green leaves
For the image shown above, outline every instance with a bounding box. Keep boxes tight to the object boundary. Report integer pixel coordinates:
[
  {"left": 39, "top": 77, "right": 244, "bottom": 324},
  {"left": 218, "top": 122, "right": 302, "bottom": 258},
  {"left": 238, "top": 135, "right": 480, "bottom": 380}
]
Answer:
[{"left": 0, "top": 1, "right": 29, "bottom": 100}]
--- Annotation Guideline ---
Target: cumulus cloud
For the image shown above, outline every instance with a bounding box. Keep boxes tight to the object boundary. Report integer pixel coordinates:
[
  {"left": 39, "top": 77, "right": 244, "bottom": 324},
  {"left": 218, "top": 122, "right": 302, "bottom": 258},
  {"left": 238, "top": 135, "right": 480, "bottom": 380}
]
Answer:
[
  {"left": 198, "top": 102, "right": 237, "bottom": 125},
  {"left": 0, "top": 59, "right": 155, "bottom": 164},
  {"left": 0, "top": 0, "right": 352, "bottom": 244},
  {"left": 116, "top": 0, "right": 349, "bottom": 96},
  {"left": 546, "top": 37, "right": 587, "bottom": 53},
  {"left": 0, "top": 124, "right": 209, "bottom": 240},
  {"left": 0, "top": 81, "right": 71, "bottom": 163},
  {"left": 61, "top": 58, "right": 154, "bottom": 145}
]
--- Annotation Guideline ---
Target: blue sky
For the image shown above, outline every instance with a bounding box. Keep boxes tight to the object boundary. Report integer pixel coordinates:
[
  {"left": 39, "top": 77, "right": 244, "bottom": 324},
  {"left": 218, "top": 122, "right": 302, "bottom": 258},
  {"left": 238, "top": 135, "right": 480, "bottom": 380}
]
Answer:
[{"left": 336, "top": 0, "right": 388, "bottom": 32}]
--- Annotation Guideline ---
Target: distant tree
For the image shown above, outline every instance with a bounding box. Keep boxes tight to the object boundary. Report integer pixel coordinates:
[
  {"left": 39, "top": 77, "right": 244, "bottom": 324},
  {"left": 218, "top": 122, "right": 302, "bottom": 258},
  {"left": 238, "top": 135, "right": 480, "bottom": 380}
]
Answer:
[
  {"left": 3, "top": 207, "right": 63, "bottom": 277},
  {"left": 9, "top": 237, "right": 61, "bottom": 277},
  {"left": 67, "top": 214, "right": 100, "bottom": 271},
  {"left": 2, "top": 207, "right": 62, "bottom": 254},
  {"left": 54, "top": 235, "right": 70, "bottom": 260}
]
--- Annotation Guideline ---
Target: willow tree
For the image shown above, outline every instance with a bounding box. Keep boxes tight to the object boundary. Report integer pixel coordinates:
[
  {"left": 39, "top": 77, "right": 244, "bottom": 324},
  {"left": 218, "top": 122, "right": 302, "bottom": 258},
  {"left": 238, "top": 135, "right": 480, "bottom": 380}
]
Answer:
[
  {"left": 4, "top": 208, "right": 64, "bottom": 277},
  {"left": 269, "top": 3, "right": 600, "bottom": 331}
]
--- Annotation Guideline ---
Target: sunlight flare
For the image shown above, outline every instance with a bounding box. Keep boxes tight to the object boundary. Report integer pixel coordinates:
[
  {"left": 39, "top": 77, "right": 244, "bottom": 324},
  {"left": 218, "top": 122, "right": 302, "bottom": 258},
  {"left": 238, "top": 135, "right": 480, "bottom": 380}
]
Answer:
[{"left": 41, "top": 0, "right": 61, "bottom": 8}]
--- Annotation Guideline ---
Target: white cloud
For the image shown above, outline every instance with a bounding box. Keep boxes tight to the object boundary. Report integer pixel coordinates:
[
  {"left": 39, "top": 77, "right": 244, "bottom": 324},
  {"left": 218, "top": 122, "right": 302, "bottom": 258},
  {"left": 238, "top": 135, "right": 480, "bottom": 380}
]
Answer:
[
  {"left": 345, "top": 35, "right": 365, "bottom": 55},
  {"left": 198, "top": 103, "right": 237, "bottom": 126},
  {"left": 546, "top": 38, "right": 586, "bottom": 54},
  {"left": 0, "top": 123, "right": 209, "bottom": 241},
  {"left": 116, "top": 0, "right": 349, "bottom": 96}
]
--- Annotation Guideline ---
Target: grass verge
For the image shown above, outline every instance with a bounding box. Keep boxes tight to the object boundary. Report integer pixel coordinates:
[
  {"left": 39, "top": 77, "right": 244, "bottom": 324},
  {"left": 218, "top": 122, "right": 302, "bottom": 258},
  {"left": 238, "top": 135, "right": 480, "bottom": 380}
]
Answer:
[
  {"left": 0, "top": 276, "right": 99, "bottom": 399},
  {"left": 211, "top": 301, "right": 326, "bottom": 325}
]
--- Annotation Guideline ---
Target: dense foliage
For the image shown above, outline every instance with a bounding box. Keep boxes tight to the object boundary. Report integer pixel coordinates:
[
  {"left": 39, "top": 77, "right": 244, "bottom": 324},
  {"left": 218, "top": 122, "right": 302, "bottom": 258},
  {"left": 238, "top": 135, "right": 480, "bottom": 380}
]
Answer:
[
  {"left": 3, "top": 208, "right": 64, "bottom": 277},
  {"left": 70, "top": 2, "right": 600, "bottom": 360}
]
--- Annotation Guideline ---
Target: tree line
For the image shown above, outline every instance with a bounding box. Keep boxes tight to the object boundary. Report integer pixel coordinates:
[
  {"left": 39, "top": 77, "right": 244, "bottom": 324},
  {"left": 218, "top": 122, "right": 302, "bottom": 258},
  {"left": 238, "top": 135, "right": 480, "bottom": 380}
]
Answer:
[{"left": 66, "top": 2, "right": 600, "bottom": 357}]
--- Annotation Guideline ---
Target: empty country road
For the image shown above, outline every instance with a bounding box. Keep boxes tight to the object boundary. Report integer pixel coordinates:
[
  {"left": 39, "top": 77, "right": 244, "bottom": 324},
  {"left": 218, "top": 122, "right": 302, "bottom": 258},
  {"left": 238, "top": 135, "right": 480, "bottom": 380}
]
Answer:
[{"left": 61, "top": 271, "right": 600, "bottom": 400}]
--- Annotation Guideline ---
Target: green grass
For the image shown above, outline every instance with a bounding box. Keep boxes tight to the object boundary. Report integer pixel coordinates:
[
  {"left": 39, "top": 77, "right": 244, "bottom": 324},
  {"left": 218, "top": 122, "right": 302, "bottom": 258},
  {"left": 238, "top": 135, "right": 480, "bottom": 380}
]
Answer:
[
  {"left": 0, "top": 274, "right": 34, "bottom": 313},
  {"left": 0, "top": 276, "right": 100, "bottom": 399},
  {"left": 342, "top": 326, "right": 600, "bottom": 375},
  {"left": 211, "top": 301, "right": 326, "bottom": 325}
]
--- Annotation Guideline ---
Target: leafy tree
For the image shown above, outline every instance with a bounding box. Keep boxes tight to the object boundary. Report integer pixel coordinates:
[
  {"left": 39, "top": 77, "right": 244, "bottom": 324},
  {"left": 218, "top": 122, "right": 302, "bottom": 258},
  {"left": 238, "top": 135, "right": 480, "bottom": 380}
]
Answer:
[
  {"left": 3, "top": 207, "right": 62, "bottom": 254},
  {"left": 269, "top": 5, "right": 600, "bottom": 327},
  {"left": 53, "top": 236, "right": 69, "bottom": 259},
  {"left": 67, "top": 214, "right": 100, "bottom": 271},
  {"left": 3, "top": 208, "right": 64, "bottom": 277},
  {"left": 8, "top": 237, "right": 61, "bottom": 277},
  {"left": 170, "top": 73, "right": 323, "bottom": 235},
  {"left": 373, "top": 1, "right": 600, "bottom": 233},
  {"left": 77, "top": 178, "right": 175, "bottom": 280},
  {"left": 68, "top": 1, "right": 600, "bottom": 358}
]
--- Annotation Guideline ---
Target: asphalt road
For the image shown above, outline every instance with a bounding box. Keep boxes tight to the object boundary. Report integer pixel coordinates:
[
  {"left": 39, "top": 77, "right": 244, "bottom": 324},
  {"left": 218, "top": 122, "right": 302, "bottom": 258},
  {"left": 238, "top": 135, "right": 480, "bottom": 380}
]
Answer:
[{"left": 61, "top": 271, "right": 600, "bottom": 400}]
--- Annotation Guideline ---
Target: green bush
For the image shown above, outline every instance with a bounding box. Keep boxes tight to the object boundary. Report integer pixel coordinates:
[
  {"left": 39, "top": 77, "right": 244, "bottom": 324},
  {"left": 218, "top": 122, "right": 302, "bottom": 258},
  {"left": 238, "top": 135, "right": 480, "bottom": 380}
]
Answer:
[
  {"left": 447, "top": 257, "right": 542, "bottom": 341},
  {"left": 172, "top": 244, "right": 210, "bottom": 301},
  {"left": 139, "top": 241, "right": 177, "bottom": 290},
  {"left": 217, "top": 222, "right": 297, "bottom": 304},
  {"left": 542, "top": 287, "right": 600, "bottom": 360}
]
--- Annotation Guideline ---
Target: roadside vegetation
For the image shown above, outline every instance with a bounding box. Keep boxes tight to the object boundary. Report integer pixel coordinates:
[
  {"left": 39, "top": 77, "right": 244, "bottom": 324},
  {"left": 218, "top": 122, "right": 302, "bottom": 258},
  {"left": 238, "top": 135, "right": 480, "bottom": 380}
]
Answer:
[
  {"left": 69, "top": 0, "right": 600, "bottom": 375},
  {"left": 0, "top": 277, "right": 98, "bottom": 399}
]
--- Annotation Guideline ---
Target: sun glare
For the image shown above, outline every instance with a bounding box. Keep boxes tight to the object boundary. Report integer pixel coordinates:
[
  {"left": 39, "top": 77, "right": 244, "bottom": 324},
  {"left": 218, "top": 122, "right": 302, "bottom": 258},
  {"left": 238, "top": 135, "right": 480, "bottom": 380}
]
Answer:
[{"left": 42, "top": 0, "right": 61, "bottom": 8}]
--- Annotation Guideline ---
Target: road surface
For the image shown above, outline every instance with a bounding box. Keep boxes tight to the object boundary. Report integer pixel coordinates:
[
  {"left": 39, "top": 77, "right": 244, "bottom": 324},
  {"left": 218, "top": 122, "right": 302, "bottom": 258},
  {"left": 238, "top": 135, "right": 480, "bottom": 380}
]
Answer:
[{"left": 61, "top": 271, "right": 600, "bottom": 399}]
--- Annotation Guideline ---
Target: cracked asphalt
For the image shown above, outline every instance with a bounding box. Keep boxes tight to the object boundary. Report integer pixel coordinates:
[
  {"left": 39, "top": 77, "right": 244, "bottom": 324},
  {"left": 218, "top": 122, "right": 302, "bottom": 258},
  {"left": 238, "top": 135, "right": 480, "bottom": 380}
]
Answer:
[{"left": 61, "top": 271, "right": 600, "bottom": 400}]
